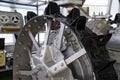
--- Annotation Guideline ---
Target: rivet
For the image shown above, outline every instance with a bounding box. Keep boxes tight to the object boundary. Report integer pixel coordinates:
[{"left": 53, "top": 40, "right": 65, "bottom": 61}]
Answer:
[
  {"left": 16, "top": 65, "right": 19, "bottom": 68},
  {"left": 44, "top": 17, "right": 47, "bottom": 19},
  {"left": 16, "top": 72, "right": 19, "bottom": 74},
  {"left": 28, "top": 25, "right": 31, "bottom": 28},
  {"left": 38, "top": 26, "right": 41, "bottom": 29},
  {"left": 25, "top": 29, "right": 28, "bottom": 32},
  {"left": 17, "top": 78, "right": 22, "bottom": 80},
  {"left": 16, "top": 54, "right": 20, "bottom": 57},
  {"left": 22, "top": 34, "right": 25, "bottom": 36},
  {"left": 34, "top": 20, "right": 37, "bottom": 22},
  {"left": 18, "top": 42, "right": 22, "bottom": 45},
  {"left": 24, "top": 47, "right": 27, "bottom": 50}
]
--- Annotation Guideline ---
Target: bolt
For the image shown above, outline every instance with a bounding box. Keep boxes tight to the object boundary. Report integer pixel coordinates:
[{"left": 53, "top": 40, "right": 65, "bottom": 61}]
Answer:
[
  {"left": 53, "top": 18, "right": 55, "bottom": 21},
  {"left": 71, "top": 37, "right": 76, "bottom": 42},
  {"left": 67, "top": 31, "right": 71, "bottom": 35},
  {"left": 74, "top": 42, "right": 78, "bottom": 45}
]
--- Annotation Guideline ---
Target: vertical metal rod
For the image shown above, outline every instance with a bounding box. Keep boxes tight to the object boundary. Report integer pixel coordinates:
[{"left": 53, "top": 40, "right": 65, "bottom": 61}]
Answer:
[
  {"left": 36, "top": 2, "right": 40, "bottom": 45},
  {"left": 118, "top": 0, "right": 120, "bottom": 13},
  {"left": 10, "top": 0, "right": 16, "bottom": 11},
  {"left": 106, "top": 0, "right": 113, "bottom": 17},
  {"left": 57, "top": 22, "right": 65, "bottom": 49},
  {"left": 117, "top": 0, "right": 120, "bottom": 27},
  {"left": 44, "top": 20, "right": 51, "bottom": 45}
]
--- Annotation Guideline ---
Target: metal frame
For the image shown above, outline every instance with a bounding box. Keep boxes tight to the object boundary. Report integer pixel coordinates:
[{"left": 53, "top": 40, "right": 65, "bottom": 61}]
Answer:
[{"left": 13, "top": 15, "right": 95, "bottom": 80}]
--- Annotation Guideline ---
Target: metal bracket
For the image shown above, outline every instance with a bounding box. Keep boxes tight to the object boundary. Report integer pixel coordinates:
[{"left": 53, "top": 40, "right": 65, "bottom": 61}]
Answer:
[{"left": 49, "top": 48, "right": 86, "bottom": 75}]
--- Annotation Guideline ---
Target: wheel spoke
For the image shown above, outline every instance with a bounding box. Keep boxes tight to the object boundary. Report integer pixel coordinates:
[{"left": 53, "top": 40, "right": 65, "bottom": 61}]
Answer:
[
  {"left": 56, "top": 22, "right": 65, "bottom": 49},
  {"left": 44, "top": 20, "right": 51, "bottom": 45},
  {"left": 28, "top": 30, "right": 40, "bottom": 51},
  {"left": 27, "top": 48, "right": 36, "bottom": 69}
]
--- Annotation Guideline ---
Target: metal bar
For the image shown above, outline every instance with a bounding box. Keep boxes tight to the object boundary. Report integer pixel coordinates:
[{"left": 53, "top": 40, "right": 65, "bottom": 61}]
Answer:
[
  {"left": 65, "top": 48, "right": 86, "bottom": 64},
  {"left": 18, "top": 71, "right": 33, "bottom": 76},
  {"left": 18, "top": 70, "right": 37, "bottom": 80},
  {"left": 0, "top": 0, "right": 37, "bottom": 7},
  {"left": 27, "top": 48, "right": 36, "bottom": 69},
  {"left": 49, "top": 60, "right": 68, "bottom": 75},
  {"left": 106, "top": 0, "right": 113, "bottom": 17},
  {"left": 36, "top": 3, "right": 39, "bottom": 15},
  {"left": 32, "top": 76, "right": 37, "bottom": 80},
  {"left": 28, "top": 30, "right": 40, "bottom": 50},
  {"left": 36, "top": 4, "right": 40, "bottom": 46},
  {"left": 49, "top": 48, "right": 86, "bottom": 75},
  {"left": 56, "top": 22, "right": 65, "bottom": 49},
  {"left": 44, "top": 20, "right": 51, "bottom": 45},
  {"left": 119, "top": 0, "right": 120, "bottom": 13}
]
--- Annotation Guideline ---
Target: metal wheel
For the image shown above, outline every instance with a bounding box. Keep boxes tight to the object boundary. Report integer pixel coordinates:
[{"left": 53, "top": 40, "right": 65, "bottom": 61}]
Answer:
[{"left": 13, "top": 15, "right": 95, "bottom": 80}]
